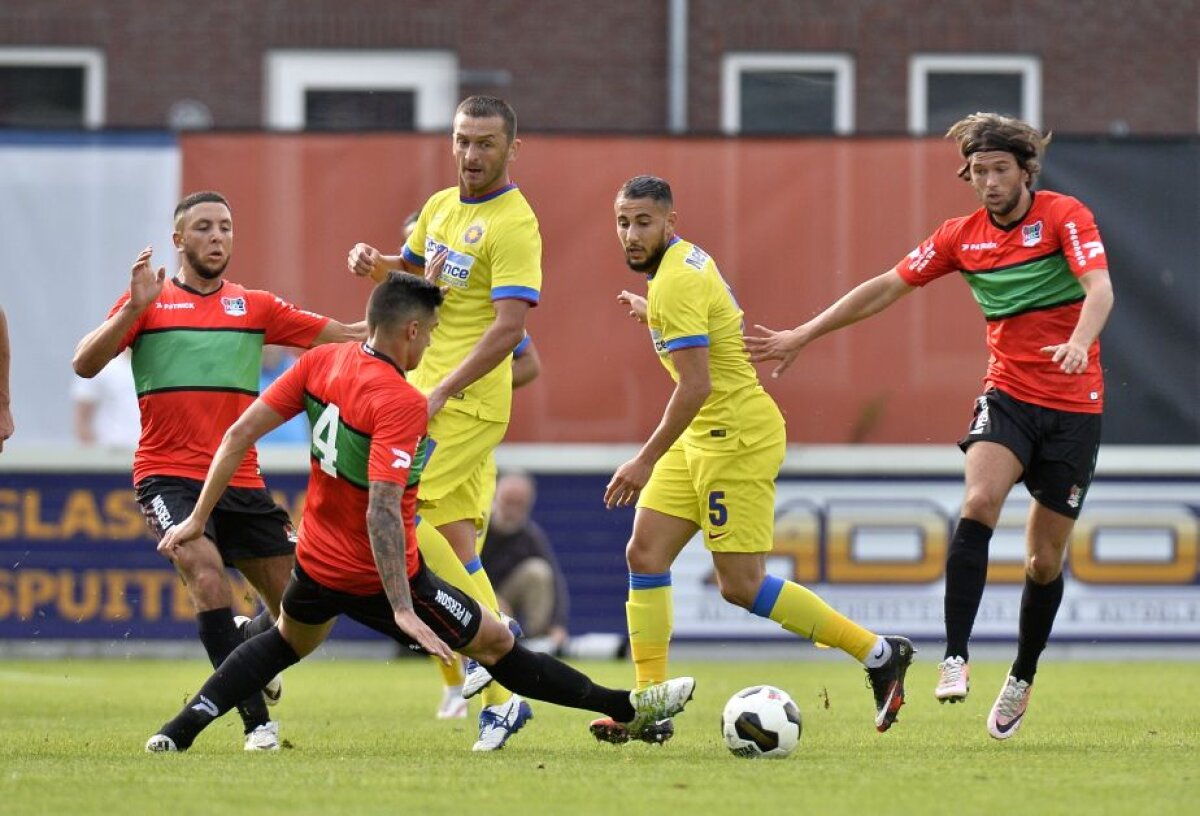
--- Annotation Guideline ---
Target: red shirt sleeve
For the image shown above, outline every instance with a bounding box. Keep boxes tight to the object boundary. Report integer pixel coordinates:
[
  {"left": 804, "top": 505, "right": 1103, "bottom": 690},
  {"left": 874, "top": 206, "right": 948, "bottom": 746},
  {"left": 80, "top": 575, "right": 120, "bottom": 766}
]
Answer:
[
  {"left": 254, "top": 290, "right": 331, "bottom": 348},
  {"left": 260, "top": 348, "right": 314, "bottom": 421},
  {"left": 1054, "top": 197, "right": 1108, "bottom": 278},
  {"left": 107, "top": 291, "right": 146, "bottom": 352},
  {"left": 894, "top": 219, "right": 961, "bottom": 287},
  {"left": 366, "top": 385, "right": 428, "bottom": 487}
]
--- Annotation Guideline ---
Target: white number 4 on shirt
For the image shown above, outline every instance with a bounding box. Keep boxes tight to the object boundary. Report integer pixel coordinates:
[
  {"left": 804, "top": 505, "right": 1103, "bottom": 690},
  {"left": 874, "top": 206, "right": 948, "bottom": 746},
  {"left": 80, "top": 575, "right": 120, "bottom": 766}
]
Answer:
[{"left": 312, "top": 402, "right": 340, "bottom": 477}]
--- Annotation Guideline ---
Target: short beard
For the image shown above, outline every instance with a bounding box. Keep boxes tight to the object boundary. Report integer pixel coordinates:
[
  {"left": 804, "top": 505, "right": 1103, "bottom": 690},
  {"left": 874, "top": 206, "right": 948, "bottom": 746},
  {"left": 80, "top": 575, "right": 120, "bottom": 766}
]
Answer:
[
  {"left": 624, "top": 242, "right": 668, "bottom": 273},
  {"left": 184, "top": 246, "right": 230, "bottom": 279},
  {"left": 986, "top": 187, "right": 1025, "bottom": 219}
]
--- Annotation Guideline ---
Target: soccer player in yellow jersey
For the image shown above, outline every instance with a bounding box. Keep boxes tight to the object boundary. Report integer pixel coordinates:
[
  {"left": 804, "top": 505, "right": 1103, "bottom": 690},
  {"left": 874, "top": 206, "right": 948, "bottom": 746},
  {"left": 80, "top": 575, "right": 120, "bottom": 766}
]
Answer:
[
  {"left": 592, "top": 176, "right": 916, "bottom": 745},
  {"left": 348, "top": 96, "right": 541, "bottom": 750}
]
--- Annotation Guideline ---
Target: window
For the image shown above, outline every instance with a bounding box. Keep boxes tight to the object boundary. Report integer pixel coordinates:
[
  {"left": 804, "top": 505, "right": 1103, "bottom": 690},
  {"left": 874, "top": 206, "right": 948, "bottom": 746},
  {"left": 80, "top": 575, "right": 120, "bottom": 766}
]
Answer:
[
  {"left": 909, "top": 55, "right": 1040, "bottom": 135},
  {"left": 0, "top": 48, "right": 105, "bottom": 128},
  {"left": 722, "top": 53, "right": 854, "bottom": 135},
  {"left": 264, "top": 50, "right": 457, "bottom": 132}
]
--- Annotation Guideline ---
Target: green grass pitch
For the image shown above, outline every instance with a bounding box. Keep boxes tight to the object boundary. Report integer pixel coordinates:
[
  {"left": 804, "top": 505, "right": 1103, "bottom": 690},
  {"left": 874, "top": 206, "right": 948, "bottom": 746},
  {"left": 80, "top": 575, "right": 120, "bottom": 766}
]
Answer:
[{"left": 2, "top": 655, "right": 1197, "bottom": 815}]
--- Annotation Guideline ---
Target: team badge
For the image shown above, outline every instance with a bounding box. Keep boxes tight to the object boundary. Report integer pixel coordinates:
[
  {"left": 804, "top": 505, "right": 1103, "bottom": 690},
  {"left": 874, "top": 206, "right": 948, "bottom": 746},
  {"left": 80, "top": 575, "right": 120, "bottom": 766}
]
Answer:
[
  {"left": 1021, "top": 220, "right": 1043, "bottom": 247},
  {"left": 463, "top": 223, "right": 485, "bottom": 244},
  {"left": 221, "top": 296, "right": 247, "bottom": 316}
]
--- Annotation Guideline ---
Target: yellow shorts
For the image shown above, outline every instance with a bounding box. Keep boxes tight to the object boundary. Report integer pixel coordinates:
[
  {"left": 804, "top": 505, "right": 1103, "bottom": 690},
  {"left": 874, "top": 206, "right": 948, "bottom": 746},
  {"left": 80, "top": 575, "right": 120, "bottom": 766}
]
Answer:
[
  {"left": 419, "top": 410, "right": 507, "bottom": 530},
  {"left": 638, "top": 427, "right": 785, "bottom": 553},
  {"left": 474, "top": 452, "right": 498, "bottom": 554}
]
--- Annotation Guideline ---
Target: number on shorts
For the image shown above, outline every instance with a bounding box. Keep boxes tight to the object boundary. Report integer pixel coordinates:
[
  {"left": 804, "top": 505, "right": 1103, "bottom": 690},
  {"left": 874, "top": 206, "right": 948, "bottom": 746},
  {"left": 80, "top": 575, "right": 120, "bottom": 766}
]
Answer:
[
  {"left": 311, "top": 402, "right": 340, "bottom": 477},
  {"left": 708, "top": 490, "right": 728, "bottom": 526}
]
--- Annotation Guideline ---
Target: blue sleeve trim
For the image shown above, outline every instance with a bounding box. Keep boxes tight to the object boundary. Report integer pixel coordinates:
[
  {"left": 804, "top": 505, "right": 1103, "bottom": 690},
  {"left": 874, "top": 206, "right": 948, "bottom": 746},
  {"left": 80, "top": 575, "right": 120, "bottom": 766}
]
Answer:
[
  {"left": 512, "top": 333, "right": 532, "bottom": 356},
  {"left": 401, "top": 245, "right": 425, "bottom": 267},
  {"left": 750, "top": 575, "right": 785, "bottom": 618},
  {"left": 664, "top": 335, "right": 709, "bottom": 351},
  {"left": 465, "top": 556, "right": 484, "bottom": 575},
  {"left": 492, "top": 285, "right": 540, "bottom": 304},
  {"left": 629, "top": 571, "right": 672, "bottom": 590}
]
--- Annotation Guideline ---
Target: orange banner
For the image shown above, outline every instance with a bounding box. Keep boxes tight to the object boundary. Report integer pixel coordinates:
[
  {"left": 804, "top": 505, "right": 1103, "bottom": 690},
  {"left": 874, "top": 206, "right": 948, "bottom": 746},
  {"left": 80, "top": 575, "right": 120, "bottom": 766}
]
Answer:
[{"left": 182, "top": 134, "right": 986, "bottom": 443}]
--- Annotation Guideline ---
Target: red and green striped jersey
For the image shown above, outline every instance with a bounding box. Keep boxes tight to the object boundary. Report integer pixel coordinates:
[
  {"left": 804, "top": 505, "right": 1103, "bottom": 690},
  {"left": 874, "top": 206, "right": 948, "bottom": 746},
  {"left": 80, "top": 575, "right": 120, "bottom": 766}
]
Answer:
[
  {"left": 895, "top": 190, "right": 1108, "bottom": 413},
  {"left": 113, "top": 278, "right": 328, "bottom": 488},
  {"left": 261, "top": 342, "right": 430, "bottom": 595}
]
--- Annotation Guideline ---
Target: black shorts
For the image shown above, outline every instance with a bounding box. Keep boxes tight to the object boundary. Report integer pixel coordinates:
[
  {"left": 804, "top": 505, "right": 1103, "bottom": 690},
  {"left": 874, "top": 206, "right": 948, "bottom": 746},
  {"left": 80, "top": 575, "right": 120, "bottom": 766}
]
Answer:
[
  {"left": 281, "top": 561, "right": 483, "bottom": 654},
  {"left": 958, "top": 388, "right": 1102, "bottom": 519},
  {"left": 135, "top": 475, "right": 297, "bottom": 566}
]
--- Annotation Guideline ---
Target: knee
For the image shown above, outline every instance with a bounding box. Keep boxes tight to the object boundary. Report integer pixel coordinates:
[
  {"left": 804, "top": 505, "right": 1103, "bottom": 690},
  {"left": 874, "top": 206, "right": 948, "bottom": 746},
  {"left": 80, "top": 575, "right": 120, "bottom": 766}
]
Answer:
[
  {"left": 960, "top": 489, "right": 1004, "bottom": 525},
  {"left": 1026, "top": 553, "right": 1062, "bottom": 584},
  {"left": 468, "top": 616, "right": 516, "bottom": 666},
  {"left": 625, "top": 538, "right": 663, "bottom": 574}
]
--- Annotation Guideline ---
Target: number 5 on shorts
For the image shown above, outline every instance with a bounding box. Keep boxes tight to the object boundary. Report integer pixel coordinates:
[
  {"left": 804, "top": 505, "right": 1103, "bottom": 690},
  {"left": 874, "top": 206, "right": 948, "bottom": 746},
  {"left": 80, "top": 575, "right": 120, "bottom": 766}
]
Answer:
[{"left": 708, "top": 490, "right": 728, "bottom": 526}]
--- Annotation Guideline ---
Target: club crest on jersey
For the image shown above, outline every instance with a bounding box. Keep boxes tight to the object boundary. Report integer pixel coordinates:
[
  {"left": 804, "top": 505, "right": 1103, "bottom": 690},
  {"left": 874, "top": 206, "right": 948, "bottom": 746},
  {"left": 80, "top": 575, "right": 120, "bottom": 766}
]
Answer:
[
  {"left": 683, "top": 245, "right": 709, "bottom": 270},
  {"left": 1021, "top": 220, "right": 1043, "bottom": 247},
  {"left": 221, "top": 296, "right": 247, "bottom": 316},
  {"left": 463, "top": 222, "right": 485, "bottom": 244}
]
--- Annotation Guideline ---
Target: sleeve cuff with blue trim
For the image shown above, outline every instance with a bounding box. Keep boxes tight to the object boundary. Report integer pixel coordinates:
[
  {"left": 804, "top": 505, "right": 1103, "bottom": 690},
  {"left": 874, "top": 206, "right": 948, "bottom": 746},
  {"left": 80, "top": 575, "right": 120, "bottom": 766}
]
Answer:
[
  {"left": 664, "top": 335, "right": 709, "bottom": 351},
  {"left": 491, "top": 285, "right": 540, "bottom": 305}
]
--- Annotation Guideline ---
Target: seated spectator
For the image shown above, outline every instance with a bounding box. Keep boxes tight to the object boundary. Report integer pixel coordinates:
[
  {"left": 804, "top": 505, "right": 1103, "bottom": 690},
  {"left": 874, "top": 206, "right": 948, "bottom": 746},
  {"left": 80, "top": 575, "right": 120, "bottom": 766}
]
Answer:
[
  {"left": 71, "top": 347, "right": 139, "bottom": 450},
  {"left": 480, "top": 471, "right": 569, "bottom": 652}
]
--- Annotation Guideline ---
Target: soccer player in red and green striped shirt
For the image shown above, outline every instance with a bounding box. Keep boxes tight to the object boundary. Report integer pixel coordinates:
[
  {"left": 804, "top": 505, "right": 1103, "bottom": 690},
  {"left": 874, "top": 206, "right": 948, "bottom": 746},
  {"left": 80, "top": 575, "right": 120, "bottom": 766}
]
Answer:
[
  {"left": 73, "top": 191, "right": 366, "bottom": 749},
  {"left": 747, "top": 113, "right": 1114, "bottom": 742}
]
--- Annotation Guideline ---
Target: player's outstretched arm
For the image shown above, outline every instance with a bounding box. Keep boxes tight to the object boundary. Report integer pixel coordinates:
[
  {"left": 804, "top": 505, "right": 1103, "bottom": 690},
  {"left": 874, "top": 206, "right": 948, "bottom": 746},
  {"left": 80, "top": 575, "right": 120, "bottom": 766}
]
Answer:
[
  {"left": 73, "top": 246, "right": 165, "bottom": 378},
  {"left": 311, "top": 318, "right": 368, "bottom": 346},
  {"left": 1040, "top": 267, "right": 1114, "bottom": 374},
  {"left": 745, "top": 268, "right": 914, "bottom": 378},
  {"left": 367, "top": 481, "right": 455, "bottom": 663},
  {"left": 158, "top": 400, "right": 285, "bottom": 557},
  {"left": 605, "top": 345, "right": 710, "bottom": 509},
  {"left": 617, "top": 290, "right": 648, "bottom": 324}
]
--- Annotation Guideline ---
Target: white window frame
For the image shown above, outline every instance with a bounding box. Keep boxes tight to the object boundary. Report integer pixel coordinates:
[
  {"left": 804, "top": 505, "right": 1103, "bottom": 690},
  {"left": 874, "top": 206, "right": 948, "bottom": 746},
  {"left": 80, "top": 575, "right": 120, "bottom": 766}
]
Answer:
[
  {"left": 721, "top": 52, "right": 855, "bottom": 135},
  {"left": 909, "top": 54, "right": 1041, "bottom": 135},
  {"left": 0, "top": 47, "right": 106, "bottom": 128},
  {"left": 264, "top": 50, "right": 458, "bottom": 131}
]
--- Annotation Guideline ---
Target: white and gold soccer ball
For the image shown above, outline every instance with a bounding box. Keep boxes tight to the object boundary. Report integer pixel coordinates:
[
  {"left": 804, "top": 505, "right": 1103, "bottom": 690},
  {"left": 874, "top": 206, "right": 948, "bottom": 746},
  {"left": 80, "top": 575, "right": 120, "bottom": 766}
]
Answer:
[{"left": 721, "top": 685, "right": 802, "bottom": 758}]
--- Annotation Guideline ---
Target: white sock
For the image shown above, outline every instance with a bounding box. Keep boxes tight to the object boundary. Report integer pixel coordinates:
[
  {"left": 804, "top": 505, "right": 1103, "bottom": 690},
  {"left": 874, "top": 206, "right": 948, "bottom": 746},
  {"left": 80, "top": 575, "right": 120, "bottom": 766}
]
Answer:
[{"left": 862, "top": 637, "right": 892, "bottom": 669}]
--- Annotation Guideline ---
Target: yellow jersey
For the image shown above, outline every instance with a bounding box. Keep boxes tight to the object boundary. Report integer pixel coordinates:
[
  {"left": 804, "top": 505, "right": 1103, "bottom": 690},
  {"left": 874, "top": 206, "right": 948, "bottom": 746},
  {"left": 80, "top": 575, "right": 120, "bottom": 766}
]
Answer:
[
  {"left": 645, "top": 236, "right": 783, "bottom": 450},
  {"left": 403, "top": 183, "right": 542, "bottom": 423}
]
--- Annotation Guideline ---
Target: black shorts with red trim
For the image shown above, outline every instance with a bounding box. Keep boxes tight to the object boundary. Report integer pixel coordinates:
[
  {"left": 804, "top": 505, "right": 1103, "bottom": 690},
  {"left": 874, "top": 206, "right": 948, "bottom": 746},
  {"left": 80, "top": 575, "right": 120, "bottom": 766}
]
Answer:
[
  {"left": 281, "top": 561, "right": 483, "bottom": 654},
  {"left": 958, "top": 387, "right": 1102, "bottom": 519},
  {"left": 135, "top": 475, "right": 296, "bottom": 566}
]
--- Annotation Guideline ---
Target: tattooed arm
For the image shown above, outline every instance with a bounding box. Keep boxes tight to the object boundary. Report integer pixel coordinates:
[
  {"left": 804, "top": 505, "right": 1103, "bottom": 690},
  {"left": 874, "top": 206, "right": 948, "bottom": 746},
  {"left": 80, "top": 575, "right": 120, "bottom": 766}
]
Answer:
[{"left": 367, "top": 480, "right": 454, "bottom": 662}]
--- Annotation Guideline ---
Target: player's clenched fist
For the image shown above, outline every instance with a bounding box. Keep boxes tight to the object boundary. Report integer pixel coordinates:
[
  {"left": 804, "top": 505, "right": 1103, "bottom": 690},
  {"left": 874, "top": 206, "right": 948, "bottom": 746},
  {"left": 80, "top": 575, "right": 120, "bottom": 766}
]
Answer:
[{"left": 347, "top": 242, "right": 387, "bottom": 282}]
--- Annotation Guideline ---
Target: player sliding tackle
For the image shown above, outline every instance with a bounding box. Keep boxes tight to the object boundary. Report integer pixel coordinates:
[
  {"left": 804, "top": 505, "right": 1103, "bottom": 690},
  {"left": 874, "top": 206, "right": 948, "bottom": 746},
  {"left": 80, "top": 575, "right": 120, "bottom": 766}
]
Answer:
[
  {"left": 593, "top": 176, "right": 913, "bottom": 746},
  {"left": 145, "top": 273, "right": 694, "bottom": 753}
]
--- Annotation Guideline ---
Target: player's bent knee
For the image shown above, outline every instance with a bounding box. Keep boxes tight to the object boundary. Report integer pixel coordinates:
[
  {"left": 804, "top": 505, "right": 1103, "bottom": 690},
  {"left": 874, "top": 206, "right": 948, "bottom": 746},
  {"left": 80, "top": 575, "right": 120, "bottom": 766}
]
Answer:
[{"left": 463, "top": 617, "right": 515, "bottom": 665}]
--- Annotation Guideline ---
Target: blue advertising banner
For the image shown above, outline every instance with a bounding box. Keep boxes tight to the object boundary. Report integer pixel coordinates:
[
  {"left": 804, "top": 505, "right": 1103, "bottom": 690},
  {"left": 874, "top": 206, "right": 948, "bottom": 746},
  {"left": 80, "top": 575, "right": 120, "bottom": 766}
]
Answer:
[{"left": 2, "top": 468, "right": 1198, "bottom": 642}]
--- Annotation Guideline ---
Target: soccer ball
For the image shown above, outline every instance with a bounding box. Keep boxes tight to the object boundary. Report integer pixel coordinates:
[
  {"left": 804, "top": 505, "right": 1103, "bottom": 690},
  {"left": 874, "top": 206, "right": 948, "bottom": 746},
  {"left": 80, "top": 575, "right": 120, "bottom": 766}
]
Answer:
[{"left": 721, "top": 685, "right": 802, "bottom": 758}]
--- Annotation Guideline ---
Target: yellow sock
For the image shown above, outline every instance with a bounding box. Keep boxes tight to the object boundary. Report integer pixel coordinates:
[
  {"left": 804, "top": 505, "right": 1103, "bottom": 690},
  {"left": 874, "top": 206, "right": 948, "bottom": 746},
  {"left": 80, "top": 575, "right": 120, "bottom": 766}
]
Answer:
[
  {"left": 465, "top": 558, "right": 501, "bottom": 616},
  {"left": 627, "top": 573, "right": 673, "bottom": 689},
  {"left": 434, "top": 655, "right": 465, "bottom": 686},
  {"left": 753, "top": 575, "right": 877, "bottom": 661},
  {"left": 416, "top": 522, "right": 511, "bottom": 702}
]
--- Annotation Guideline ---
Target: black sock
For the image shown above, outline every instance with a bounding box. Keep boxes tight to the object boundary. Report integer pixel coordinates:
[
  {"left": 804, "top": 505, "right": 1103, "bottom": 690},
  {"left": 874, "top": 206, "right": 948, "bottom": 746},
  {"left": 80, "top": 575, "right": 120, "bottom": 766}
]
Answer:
[
  {"left": 944, "top": 517, "right": 993, "bottom": 661},
  {"left": 196, "top": 607, "right": 272, "bottom": 732},
  {"left": 161, "top": 628, "right": 301, "bottom": 750},
  {"left": 1011, "top": 573, "right": 1064, "bottom": 683},
  {"left": 241, "top": 609, "right": 276, "bottom": 639},
  {"left": 486, "top": 643, "right": 635, "bottom": 721}
]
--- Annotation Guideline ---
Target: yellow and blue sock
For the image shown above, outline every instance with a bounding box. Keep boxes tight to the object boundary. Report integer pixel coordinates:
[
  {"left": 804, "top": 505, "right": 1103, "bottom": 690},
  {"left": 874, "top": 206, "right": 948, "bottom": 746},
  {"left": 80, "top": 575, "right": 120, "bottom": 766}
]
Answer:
[
  {"left": 750, "top": 575, "right": 881, "bottom": 663},
  {"left": 626, "top": 571, "right": 673, "bottom": 689}
]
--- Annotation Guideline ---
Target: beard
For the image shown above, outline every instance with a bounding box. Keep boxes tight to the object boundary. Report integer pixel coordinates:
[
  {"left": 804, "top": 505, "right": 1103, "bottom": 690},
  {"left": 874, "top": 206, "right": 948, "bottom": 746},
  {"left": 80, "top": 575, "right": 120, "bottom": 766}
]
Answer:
[
  {"left": 985, "top": 186, "right": 1025, "bottom": 219},
  {"left": 184, "top": 245, "right": 230, "bottom": 279},
  {"left": 624, "top": 240, "right": 669, "bottom": 273}
]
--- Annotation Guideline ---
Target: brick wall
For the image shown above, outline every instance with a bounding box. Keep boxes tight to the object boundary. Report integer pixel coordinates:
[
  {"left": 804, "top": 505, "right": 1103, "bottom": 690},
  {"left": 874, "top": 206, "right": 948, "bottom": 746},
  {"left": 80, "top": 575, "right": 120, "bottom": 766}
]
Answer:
[{"left": 0, "top": 0, "right": 1195, "bottom": 134}]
